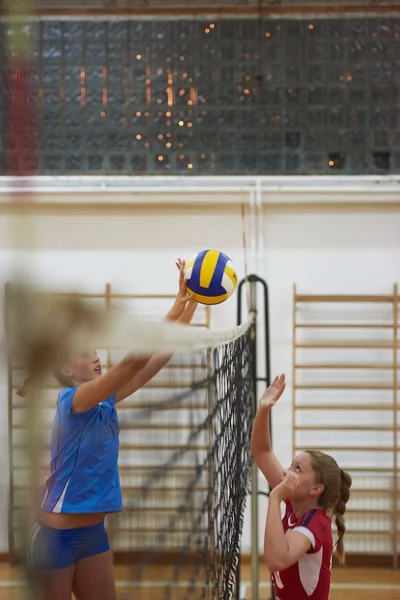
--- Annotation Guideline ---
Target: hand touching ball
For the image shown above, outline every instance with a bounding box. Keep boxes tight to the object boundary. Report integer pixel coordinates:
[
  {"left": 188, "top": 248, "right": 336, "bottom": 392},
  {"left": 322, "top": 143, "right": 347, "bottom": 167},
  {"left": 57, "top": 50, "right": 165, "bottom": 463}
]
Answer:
[{"left": 184, "top": 250, "right": 237, "bottom": 306}]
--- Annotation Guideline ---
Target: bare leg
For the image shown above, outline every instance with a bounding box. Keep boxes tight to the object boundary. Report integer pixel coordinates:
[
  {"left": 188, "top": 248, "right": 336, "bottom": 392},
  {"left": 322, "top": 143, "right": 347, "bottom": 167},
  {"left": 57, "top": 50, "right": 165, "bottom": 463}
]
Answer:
[
  {"left": 34, "top": 565, "right": 76, "bottom": 600},
  {"left": 72, "top": 551, "right": 117, "bottom": 600}
]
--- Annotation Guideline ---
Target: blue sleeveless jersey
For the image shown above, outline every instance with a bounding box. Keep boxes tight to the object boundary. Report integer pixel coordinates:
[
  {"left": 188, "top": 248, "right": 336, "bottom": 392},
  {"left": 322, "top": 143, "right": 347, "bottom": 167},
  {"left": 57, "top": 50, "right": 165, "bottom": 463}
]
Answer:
[{"left": 41, "top": 387, "right": 122, "bottom": 514}]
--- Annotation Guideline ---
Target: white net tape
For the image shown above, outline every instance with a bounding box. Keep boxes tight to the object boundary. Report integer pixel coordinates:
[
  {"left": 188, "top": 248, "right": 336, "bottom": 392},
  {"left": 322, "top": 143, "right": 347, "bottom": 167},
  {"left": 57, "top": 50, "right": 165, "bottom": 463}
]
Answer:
[
  {"left": 94, "top": 310, "right": 254, "bottom": 354},
  {"left": 7, "top": 286, "right": 254, "bottom": 373}
]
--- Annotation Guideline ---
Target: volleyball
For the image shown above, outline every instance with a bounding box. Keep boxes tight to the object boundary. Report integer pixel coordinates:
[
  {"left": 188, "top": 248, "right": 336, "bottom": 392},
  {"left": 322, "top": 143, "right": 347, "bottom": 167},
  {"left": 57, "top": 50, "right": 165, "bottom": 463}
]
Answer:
[{"left": 184, "top": 250, "right": 238, "bottom": 306}]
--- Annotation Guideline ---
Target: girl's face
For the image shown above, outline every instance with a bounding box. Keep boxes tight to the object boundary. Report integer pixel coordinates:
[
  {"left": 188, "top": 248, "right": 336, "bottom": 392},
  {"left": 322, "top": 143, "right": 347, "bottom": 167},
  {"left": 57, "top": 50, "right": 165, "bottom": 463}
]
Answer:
[
  {"left": 287, "top": 452, "right": 323, "bottom": 502},
  {"left": 62, "top": 350, "right": 102, "bottom": 384}
]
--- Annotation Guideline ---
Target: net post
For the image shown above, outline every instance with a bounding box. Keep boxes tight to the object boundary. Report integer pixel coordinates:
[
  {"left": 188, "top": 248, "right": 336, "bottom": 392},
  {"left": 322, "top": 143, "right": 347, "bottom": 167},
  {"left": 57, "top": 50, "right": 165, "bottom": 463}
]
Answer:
[
  {"left": 238, "top": 275, "right": 274, "bottom": 600},
  {"left": 4, "top": 283, "right": 16, "bottom": 564},
  {"left": 248, "top": 276, "right": 260, "bottom": 600},
  {"left": 206, "top": 346, "right": 215, "bottom": 600}
]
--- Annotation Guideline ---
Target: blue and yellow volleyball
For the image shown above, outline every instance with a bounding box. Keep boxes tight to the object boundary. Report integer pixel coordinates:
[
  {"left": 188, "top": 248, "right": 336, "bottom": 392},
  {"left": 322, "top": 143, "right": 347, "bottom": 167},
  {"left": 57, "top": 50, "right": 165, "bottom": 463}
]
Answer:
[{"left": 184, "top": 250, "right": 238, "bottom": 306}]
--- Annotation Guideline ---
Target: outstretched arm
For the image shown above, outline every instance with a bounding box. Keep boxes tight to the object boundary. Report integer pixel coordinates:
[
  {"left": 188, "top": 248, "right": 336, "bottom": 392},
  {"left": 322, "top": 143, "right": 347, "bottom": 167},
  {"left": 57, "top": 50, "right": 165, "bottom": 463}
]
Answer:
[
  {"left": 115, "top": 298, "right": 198, "bottom": 403},
  {"left": 73, "top": 259, "right": 192, "bottom": 413},
  {"left": 251, "top": 374, "right": 287, "bottom": 489},
  {"left": 72, "top": 354, "right": 150, "bottom": 413}
]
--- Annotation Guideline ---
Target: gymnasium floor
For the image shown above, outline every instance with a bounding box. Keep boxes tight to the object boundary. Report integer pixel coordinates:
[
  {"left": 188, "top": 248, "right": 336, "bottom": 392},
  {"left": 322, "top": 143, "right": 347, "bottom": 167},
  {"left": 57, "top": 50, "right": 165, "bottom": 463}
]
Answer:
[{"left": 0, "top": 564, "right": 398, "bottom": 600}]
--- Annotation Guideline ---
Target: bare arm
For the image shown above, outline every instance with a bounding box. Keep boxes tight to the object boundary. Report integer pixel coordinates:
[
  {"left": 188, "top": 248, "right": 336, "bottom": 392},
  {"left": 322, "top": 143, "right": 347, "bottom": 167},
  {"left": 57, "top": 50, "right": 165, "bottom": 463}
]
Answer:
[
  {"left": 251, "top": 404, "right": 285, "bottom": 489},
  {"left": 72, "top": 355, "right": 150, "bottom": 413},
  {"left": 73, "top": 294, "right": 187, "bottom": 412},
  {"left": 251, "top": 375, "right": 286, "bottom": 489},
  {"left": 264, "top": 494, "right": 311, "bottom": 572},
  {"left": 115, "top": 299, "right": 198, "bottom": 403}
]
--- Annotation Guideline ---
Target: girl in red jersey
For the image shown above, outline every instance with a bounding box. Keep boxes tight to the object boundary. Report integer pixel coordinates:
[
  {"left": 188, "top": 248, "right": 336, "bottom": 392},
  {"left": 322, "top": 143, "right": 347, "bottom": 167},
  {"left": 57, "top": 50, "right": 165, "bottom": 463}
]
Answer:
[{"left": 251, "top": 374, "right": 352, "bottom": 600}]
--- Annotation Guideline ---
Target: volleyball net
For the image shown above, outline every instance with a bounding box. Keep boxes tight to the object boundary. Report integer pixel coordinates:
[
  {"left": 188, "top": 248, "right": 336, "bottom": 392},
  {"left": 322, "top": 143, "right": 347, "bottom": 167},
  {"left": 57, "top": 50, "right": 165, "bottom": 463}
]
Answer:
[
  {"left": 6, "top": 288, "right": 253, "bottom": 600},
  {"left": 117, "top": 328, "right": 252, "bottom": 600}
]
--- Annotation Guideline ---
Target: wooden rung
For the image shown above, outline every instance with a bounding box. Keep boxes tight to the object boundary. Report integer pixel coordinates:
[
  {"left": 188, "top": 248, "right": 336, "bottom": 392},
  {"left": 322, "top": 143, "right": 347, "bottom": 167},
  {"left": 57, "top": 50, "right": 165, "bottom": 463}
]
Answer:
[
  {"left": 119, "top": 466, "right": 204, "bottom": 473},
  {"left": 142, "top": 383, "right": 207, "bottom": 389},
  {"left": 12, "top": 423, "right": 205, "bottom": 431},
  {"left": 295, "top": 294, "right": 394, "bottom": 303},
  {"left": 11, "top": 363, "right": 207, "bottom": 371},
  {"left": 295, "top": 340, "right": 393, "bottom": 349},
  {"left": 295, "top": 363, "right": 394, "bottom": 370},
  {"left": 346, "top": 509, "right": 394, "bottom": 515},
  {"left": 121, "top": 507, "right": 198, "bottom": 513},
  {"left": 164, "top": 363, "right": 207, "bottom": 369},
  {"left": 119, "top": 445, "right": 209, "bottom": 452},
  {"left": 294, "top": 404, "right": 394, "bottom": 410},
  {"left": 37, "top": 292, "right": 106, "bottom": 299},
  {"left": 117, "top": 404, "right": 208, "bottom": 411},
  {"left": 12, "top": 384, "right": 61, "bottom": 391},
  {"left": 12, "top": 483, "right": 208, "bottom": 492},
  {"left": 335, "top": 467, "right": 395, "bottom": 473},
  {"left": 295, "top": 324, "right": 394, "bottom": 329},
  {"left": 11, "top": 403, "right": 210, "bottom": 411},
  {"left": 119, "top": 424, "right": 204, "bottom": 431},
  {"left": 13, "top": 505, "right": 201, "bottom": 514},
  {"left": 104, "top": 294, "right": 176, "bottom": 300},
  {"left": 16, "top": 423, "right": 209, "bottom": 432},
  {"left": 121, "top": 486, "right": 208, "bottom": 492},
  {"left": 104, "top": 527, "right": 209, "bottom": 534},
  {"left": 342, "top": 489, "right": 393, "bottom": 495},
  {"left": 12, "top": 524, "right": 208, "bottom": 534},
  {"left": 294, "top": 445, "right": 393, "bottom": 452},
  {"left": 294, "top": 383, "right": 393, "bottom": 390},
  {"left": 344, "top": 530, "right": 392, "bottom": 535},
  {"left": 295, "top": 425, "right": 395, "bottom": 431},
  {"left": 12, "top": 382, "right": 208, "bottom": 392},
  {"left": 11, "top": 364, "right": 209, "bottom": 375},
  {"left": 11, "top": 465, "right": 206, "bottom": 474}
]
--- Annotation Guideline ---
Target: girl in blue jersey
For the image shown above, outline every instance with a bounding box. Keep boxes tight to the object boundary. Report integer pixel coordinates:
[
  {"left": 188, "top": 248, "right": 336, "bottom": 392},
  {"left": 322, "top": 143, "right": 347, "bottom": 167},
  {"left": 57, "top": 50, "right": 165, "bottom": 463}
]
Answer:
[{"left": 23, "top": 260, "right": 198, "bottom": 600}]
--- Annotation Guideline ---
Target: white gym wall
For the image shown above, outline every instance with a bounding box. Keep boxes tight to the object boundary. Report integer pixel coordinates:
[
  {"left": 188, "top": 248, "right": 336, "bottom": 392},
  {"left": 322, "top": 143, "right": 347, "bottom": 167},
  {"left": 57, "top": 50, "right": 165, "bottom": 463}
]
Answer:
[{"left": 0, "top": 175, "right": 399, "bottom": 553}]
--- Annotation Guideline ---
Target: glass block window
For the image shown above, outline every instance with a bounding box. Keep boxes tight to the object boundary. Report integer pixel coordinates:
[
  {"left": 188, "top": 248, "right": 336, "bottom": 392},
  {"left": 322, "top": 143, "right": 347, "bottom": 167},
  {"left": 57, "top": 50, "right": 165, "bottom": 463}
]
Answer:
[{"left": 1, "top": 17, "right": 400, "bottom": 175}]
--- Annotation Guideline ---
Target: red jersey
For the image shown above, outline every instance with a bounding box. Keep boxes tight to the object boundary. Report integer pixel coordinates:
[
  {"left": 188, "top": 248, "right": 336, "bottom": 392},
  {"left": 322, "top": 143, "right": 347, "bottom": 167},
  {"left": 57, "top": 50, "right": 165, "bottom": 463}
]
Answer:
[{"left": 271, "top": 501, "right": 333, "bottom": 600}]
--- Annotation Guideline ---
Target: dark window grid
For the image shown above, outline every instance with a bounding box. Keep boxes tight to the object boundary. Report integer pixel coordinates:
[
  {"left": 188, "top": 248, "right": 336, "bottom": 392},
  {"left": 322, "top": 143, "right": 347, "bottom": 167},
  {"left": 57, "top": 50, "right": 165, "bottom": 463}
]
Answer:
[
  {"left": 36, "top": 23, "right": 46, "bottom": 154},
  {"left": 371, "top": 130, "right": 391, "bottom": 149},
  {"left": 214, "top": 151, "right": 315, "bottom": 174},
  {"left": 26, "top": 18, "right": 400, "bottom": 48},
  {"left": 65, "top": 25, "right": 128, "bottom": 135},
  {"left": 91, "top": 151, "right": 201, "bottom": 174},
  {"left": 37, "top": 150, "right": 212, "bottom": 175},
  {"left": 94, "top": 25, "right": 130, "bottom": 139},
  {"left": 39, "top": 23, "right": 69, "bottom": 155},
  {"left": 41, "top": 21, "right": 64, "bottom": 42},
  {"left": 35, "top": 148, "right": 390, "bottom": 176},
  {"left": 6, "top": 17, "right": 400, "bottom": 176},
  {"left": 61, "top": 21, "right": 85, "bottom": 41},
  {"left": 21, "top": 120, "right": 267, "bottom": 154},
  {"left": 345, "top": 152, "right": 372, "bottom": 175},
  {"left": 37, "top": 152, "right": 140, "bottom": 174},
  {"left": 392, "top": 151, "right": 400, "bottom": 171},
  {"left": 392, "top": 130, "right": 400, "bottom": 148},
  {"left": 363, "top": 24, "right": 376, "bottom": 167},
  {"left": 30, "top": 102, "right": 400, "bottom": 132},
  {"left": 39, "top": 153, "right": 65, "bottom": 174},
  {"left": 37, "top": 62, "right": 398, "bottom": 113}
]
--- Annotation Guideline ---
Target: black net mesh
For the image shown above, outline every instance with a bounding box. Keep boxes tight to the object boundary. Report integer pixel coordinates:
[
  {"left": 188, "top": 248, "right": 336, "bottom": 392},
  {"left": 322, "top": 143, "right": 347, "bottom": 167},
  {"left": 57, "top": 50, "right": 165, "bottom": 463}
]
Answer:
[{"left": 114, "top": 330, "right": 252, "bottom": 600}]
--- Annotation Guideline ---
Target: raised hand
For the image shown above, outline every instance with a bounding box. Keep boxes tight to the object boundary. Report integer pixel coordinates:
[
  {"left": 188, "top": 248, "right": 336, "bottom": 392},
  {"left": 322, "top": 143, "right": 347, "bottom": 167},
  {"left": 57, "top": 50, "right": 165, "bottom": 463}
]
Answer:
[
  {"left": 270, "top": 470, "right": 299, "bottom": 502},
  {"left": 259, "top": 374, "right": 286, "bottom": 410},
  {"left": 175, "top": 258, "right": 188, "bottom": 305}
]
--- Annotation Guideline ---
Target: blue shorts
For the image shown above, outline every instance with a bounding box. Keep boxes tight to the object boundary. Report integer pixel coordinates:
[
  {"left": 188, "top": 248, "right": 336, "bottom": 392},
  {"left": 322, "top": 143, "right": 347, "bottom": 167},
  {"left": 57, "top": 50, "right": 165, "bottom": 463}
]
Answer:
[{"left": 29, "top": 520, "right": 110, "bottom": 571}]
